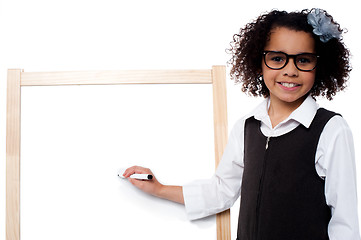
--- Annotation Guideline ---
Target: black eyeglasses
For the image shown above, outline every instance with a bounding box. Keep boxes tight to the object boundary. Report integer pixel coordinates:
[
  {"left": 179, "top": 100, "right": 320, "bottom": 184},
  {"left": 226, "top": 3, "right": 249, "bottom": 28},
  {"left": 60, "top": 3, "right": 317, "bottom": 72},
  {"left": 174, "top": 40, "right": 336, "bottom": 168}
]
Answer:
[{"left": 263, "top": 51, "right": 319, "bottom": 72}]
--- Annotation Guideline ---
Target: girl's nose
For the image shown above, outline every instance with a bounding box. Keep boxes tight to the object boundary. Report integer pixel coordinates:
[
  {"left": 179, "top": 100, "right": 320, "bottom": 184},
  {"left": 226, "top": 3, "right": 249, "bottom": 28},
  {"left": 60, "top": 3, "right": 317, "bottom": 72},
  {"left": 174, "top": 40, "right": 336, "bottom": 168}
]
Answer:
[{"left": 282, "top": 58, "right": 299, "bottom": 77}]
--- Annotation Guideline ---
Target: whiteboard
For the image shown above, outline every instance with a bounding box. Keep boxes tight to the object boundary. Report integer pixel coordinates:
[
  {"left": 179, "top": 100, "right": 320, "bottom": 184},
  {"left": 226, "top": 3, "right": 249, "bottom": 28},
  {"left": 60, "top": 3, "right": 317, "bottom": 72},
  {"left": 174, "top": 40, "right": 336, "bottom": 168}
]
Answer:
[{"left": 20, "top": 84, "right": 217, "bottom": 239}]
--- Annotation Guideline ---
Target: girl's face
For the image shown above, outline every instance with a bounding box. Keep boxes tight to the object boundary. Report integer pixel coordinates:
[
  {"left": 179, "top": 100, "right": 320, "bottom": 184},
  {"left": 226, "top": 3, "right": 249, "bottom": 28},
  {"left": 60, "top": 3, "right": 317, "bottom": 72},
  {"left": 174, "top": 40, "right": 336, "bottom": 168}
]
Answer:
[{"left": 262, "top": 27, "right": 316, "bottom": 107}]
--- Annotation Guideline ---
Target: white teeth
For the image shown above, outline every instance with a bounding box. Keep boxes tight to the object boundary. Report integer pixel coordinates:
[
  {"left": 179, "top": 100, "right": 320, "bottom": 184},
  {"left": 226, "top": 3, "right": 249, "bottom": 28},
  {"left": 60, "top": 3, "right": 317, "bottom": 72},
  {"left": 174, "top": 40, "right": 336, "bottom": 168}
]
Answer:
[{"left": 280, "top": 82, "right": 298, "bottom": 88}]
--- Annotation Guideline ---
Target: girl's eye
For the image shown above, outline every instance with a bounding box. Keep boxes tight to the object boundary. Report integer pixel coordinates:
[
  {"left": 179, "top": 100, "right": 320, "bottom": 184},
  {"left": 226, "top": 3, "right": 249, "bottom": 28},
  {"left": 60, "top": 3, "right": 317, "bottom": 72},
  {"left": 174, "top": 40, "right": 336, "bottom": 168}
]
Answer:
[
  {"left": 271, "top": 56, "right": 285, "bottom": 62},
  {"left": 297, "top": 57, "right": 311, "bottom": 64}
]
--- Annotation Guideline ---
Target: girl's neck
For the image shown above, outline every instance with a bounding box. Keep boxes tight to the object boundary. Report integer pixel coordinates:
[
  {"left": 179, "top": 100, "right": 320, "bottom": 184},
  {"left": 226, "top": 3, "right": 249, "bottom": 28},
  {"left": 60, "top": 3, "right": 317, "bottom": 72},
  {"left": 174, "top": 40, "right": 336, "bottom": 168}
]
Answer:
[{"left": 268, "top": 96, "right": 306, "bottom": 128}]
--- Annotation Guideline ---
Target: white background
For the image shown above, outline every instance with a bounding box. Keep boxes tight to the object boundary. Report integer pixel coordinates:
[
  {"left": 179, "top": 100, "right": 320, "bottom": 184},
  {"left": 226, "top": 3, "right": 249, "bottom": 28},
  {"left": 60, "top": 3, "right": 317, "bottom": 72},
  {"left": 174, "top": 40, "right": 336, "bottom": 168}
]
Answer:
[{"left": 1, "top": 0, "right": 360, "bottom": 239}]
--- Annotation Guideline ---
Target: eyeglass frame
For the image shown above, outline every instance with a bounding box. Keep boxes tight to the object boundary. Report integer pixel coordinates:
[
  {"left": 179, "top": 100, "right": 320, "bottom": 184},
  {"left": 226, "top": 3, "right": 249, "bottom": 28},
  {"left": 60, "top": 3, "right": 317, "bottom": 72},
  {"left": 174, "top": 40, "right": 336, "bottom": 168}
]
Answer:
[{"left": 262, "top": 51, "right": 319, "bottom": 72}]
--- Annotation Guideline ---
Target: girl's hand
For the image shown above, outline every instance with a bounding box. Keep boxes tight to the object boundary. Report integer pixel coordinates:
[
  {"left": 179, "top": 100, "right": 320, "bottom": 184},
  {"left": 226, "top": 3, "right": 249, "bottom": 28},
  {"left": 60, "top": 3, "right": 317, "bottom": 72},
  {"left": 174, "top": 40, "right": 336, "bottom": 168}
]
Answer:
[
  {"left": 123, "top": 166, "right": 163, "bottom": 197},
  {"left": 123, "top": 165, "right": 184, "bottom": 204}
]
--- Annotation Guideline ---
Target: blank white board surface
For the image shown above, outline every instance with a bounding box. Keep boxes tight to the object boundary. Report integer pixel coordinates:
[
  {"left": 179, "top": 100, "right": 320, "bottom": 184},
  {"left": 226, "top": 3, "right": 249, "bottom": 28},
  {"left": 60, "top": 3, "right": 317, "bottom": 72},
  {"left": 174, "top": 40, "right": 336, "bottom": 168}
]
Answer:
[{"left": 20, "top": 84, "right": 216, "bottom": 239}]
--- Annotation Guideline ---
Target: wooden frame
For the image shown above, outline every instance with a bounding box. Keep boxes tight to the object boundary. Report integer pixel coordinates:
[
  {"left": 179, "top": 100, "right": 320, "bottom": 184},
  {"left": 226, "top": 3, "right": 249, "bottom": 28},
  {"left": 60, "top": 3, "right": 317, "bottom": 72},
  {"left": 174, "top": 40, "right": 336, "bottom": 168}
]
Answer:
[{"left": 6, "top": 66, "right": 230, "bottom": 240}]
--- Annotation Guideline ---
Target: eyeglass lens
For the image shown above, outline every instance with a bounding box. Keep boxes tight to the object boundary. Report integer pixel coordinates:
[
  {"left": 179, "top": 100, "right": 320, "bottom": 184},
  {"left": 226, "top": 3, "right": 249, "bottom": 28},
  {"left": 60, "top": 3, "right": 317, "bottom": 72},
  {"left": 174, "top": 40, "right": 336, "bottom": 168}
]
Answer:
[{"left": 264, "top": 52, "right": 317, "bottom": 71}]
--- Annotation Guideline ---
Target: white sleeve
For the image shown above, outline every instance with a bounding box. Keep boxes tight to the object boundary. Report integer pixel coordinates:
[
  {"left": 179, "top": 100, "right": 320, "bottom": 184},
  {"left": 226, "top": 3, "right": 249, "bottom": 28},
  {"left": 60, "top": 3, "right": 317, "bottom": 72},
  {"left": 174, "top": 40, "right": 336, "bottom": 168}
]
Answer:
[
  {"left": 317, "top": 115, "right": 361, "bottom": 240},
  {"left": 182, "top": 119, "right": 245, "bottom": 220}
]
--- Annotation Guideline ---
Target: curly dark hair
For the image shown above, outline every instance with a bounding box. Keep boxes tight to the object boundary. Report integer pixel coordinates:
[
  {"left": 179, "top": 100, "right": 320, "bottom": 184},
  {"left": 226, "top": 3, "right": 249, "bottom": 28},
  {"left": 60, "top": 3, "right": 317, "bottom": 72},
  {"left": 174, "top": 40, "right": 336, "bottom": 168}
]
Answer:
[{"left": 227, "top": 9, "right": 351, "bottom": 100}]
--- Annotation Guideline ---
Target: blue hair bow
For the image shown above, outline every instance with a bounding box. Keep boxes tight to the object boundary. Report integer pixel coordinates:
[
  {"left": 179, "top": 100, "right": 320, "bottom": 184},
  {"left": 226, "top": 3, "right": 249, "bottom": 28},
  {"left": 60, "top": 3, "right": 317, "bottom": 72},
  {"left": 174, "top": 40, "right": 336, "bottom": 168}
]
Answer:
[{"left": 307, "top": 8, "right": 342, "bottom": 43}]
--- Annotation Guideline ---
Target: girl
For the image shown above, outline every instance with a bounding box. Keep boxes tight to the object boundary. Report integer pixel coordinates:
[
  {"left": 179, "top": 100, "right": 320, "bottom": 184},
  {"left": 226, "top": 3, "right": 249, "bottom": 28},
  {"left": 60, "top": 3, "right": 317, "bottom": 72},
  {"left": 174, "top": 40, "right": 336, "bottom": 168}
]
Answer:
[{"left": 123, "top": 8, "right": 360, "bottom": 239}]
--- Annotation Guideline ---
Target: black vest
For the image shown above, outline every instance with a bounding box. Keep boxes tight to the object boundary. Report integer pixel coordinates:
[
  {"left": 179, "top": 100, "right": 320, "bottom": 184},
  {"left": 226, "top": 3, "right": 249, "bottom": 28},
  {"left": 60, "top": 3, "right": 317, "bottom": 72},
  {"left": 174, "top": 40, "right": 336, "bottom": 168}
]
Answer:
[{"left": 237, "top": 108, "right": 337, "bottom": 240}]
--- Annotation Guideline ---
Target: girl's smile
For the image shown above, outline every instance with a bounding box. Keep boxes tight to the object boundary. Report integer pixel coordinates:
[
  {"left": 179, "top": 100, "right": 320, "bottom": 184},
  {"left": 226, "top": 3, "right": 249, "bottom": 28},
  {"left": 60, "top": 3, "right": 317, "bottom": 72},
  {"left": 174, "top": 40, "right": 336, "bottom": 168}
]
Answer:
[{"left": 278, "top": 82, "right": 301, "bottom": 90}]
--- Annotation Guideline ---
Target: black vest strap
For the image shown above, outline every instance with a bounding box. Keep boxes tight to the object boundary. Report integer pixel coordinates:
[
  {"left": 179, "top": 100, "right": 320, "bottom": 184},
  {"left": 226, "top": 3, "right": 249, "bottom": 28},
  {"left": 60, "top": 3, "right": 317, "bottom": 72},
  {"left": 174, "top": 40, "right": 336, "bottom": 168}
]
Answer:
[{"left": 237, "top": 108, "right": 338, "bottom": 240}]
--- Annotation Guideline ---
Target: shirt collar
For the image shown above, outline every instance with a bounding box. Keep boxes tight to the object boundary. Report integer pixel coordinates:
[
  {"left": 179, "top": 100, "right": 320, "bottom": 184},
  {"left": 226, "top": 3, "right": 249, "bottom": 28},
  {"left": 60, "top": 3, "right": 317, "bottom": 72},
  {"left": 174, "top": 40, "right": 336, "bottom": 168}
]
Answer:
[
  {"left": 250, "top": 95, "right": 319, "bottom": 129},
  {"left": 289, "top": 95, "right": 319, "bottom": 128}
]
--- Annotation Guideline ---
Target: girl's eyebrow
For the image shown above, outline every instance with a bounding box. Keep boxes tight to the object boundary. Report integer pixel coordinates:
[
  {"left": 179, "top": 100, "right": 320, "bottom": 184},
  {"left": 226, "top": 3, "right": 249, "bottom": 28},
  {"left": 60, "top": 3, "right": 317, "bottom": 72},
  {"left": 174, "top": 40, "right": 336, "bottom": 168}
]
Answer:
[{"left": 264, "top": 50, "right": 317, "bottom": 55}]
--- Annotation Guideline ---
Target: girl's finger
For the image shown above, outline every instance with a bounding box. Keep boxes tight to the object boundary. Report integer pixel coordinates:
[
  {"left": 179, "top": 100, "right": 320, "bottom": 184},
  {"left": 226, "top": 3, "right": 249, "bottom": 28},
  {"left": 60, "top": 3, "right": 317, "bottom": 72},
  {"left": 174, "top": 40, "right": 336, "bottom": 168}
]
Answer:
[{"left": 123, "top": 166, "right": 152, "bottom": 178}]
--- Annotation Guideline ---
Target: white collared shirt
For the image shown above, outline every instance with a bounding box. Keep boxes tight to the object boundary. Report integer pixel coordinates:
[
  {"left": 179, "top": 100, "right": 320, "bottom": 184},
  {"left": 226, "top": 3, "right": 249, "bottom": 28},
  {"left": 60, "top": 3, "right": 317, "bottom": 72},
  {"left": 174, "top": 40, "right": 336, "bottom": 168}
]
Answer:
[{"left": 183, "top": 95, "right": 360, "bottom": 239}]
